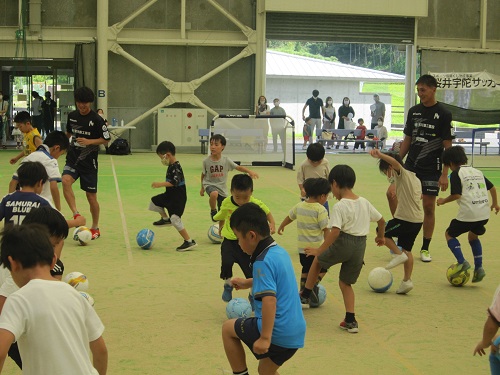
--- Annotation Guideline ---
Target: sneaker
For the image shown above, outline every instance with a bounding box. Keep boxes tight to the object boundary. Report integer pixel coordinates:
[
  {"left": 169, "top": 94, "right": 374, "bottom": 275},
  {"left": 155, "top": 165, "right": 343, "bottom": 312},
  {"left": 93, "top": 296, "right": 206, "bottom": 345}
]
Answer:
[
  {"left": 248, "top": 293, "right": 255, "bottom": 311},
  {"left": 90, "top": 228, "right": 100, "bottom": 240},
  {"left": 222, "top": 283, "right": 233, "bottom": 302},
  {"left": 396, "top": 279, "right": 414, "bottom": 294},
  {"left": 448, "top": 260, "right": 471, "bottom": 279},
  {"left": 176, "top": 240, "right": 197, "bottom": 252},
  {"left": 299, "top": 291, "right": 310, "bottom": 305},
  {"left": 420, "top": 249, "right": 432, "bottom": 262},
  {"left": 339, "top": 320, "right": 359, "bottom": 333},
  {"left": 385, "top": 252, "right": 408, "bottom": 270},
  {"left": 153, "top": 218, "right": 172, "bottom": 226},
  {"left": 309, "top": 285, "right": 320, "bottom": 308},
  {"left": 472, "top": 267, "right": 486, "bottom": 283},
  {"left": 210, "top": 209, "right": 217, "bottom": 222}
]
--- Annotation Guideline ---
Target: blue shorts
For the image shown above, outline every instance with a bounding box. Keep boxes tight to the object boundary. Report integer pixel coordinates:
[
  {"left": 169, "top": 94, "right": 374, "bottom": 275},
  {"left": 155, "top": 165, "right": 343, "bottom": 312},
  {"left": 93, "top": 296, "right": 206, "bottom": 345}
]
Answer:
[{"left": 234, "top": 317, "right": 298, "bottom": 366}]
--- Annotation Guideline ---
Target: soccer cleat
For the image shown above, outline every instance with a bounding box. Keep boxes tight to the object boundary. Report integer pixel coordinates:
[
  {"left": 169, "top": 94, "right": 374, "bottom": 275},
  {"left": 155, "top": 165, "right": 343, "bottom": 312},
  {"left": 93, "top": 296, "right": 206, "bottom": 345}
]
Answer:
[
  {"left": 222, "top": 283, "right": 233, "bottom": 302},
  {"left": 309, "top": 285, "right": 320, "bottom": 308},
  {"left": 472, "top": 267, "right": 486, "bottom": 283},
  {"left": 339, "top": 320, "right": 359, "bottom": 333},
  {"left": 448, "top": 260, "right": 471, "bottom": 279},
  {"left": 90, "top": 228, "right": 100, "bottom": 240},
  {"left": 210, "top": 209, "right": 218, "bottom": 222},
  {"left": 396, "top": 279, "right": 414, "bottom": 294},
  {"left": 385, "top": 252, "right": 408, "bottom": 270},
  {"left": 153, "top": 218, "right": 172, "bottom": 226},
  {"left": 176, "top": 240, "right": 197, "bottom": 252},
  {"left": 420, "top": 249, "right": 432, "bottom": 262}
]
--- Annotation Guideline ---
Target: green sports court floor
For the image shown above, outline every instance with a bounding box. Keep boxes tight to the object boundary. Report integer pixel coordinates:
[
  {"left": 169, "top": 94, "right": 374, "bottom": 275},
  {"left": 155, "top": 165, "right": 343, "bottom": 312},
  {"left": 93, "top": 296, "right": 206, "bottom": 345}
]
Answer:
[{"left": 0, "top": 150, "right": 499, "bottom": 374}]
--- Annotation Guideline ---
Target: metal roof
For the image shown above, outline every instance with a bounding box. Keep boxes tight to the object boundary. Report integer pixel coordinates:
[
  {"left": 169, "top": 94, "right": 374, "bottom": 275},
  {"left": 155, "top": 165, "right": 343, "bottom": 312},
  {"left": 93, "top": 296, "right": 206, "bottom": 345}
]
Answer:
[{"left": 266, "top": 50, "right": 405, "bottom": 82}]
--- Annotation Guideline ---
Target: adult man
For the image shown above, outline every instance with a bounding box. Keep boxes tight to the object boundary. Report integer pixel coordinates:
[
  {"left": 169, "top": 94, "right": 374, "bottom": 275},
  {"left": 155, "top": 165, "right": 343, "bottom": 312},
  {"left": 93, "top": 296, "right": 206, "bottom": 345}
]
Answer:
[
  {"left": 41, "top": 91, "right": 57, "bottom": 134},
  {"left": 31, "top": 91, "right": 43, "bottom": 135},
  {"left": 62, "top": 87, "right": 110, "bottom": 240},
  {"left": 395, "top": 74, "right": 454, "bottom": 262},
  {"left": 370, "top": 94, "right": 386, "bottom": 129},
  {"left": 302, "top": 90, "right": 324, "bottom": 141}
]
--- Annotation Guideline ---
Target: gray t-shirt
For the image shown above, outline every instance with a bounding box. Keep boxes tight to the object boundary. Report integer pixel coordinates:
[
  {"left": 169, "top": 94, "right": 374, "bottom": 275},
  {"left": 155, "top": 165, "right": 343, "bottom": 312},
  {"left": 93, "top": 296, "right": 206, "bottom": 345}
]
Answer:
[
  {"left": 202, "top": 155, "right": 238, "bottom": 196},
  {"left": 270, "top": 106, "right": 286, "bottom": 116},
  {"left": 370, "top": 101, "right": 386, "bottom": 124}
]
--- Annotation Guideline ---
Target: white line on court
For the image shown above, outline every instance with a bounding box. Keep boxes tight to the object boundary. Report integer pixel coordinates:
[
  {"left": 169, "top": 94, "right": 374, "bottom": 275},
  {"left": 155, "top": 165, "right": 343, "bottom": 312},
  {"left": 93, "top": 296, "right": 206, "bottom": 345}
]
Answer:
[{"left": 110, "top": 156, "right": 134, "bottom": 265}]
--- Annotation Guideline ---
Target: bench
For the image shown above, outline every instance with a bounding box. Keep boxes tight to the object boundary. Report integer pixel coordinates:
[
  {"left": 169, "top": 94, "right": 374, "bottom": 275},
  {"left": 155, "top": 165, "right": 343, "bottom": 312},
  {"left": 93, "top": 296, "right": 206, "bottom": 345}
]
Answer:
[
  {"left": 199, "top": 128, "right": 210, "bottom": 154},
  {"left": 317, "top": 129, "right": 382, "bottom": 150},
  {"left": 452, "top": 131, "right": 490, "bottom": 155}
]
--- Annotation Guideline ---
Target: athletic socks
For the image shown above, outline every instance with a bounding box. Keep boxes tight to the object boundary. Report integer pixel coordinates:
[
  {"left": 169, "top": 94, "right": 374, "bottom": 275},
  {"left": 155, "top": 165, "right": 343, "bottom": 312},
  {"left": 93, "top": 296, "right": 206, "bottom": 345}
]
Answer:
[
  {"left": 421, "top": 237, "right": 431, "bottom": 251},
  {"left": 469, "top": 239, "right": 483, "bottom": 268},
  {"left": 233, "top": 369, "right": 249, "bottom": 375},
  {"left": 447, "top": 238, "right": 465, "bottom": 264},
  {"left": 345, "top": 312, "right": 356, "bottom": 323}
]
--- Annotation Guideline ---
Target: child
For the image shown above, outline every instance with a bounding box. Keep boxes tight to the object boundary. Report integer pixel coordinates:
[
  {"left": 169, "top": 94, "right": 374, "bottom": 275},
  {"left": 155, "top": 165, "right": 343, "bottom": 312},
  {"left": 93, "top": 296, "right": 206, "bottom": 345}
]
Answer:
[
  {"left": 222, "top": 202, "right": 306, "bottom": 375},
  {"left": 302, "top": 116, "right": 313, "bottom": 150},
  {"left": 278, "top": 178, "right": 330, "bottom": 305},
  {"left": 214, "top": 174, "right": 276, "bottom": 304},
  {"left": 11, "top": 122, "right": 22, "bottom": 149},
  {"left": 370, "top": 149, "right": 424, "bottom": 294},
  {"left": 297, "top": 142, "right": 330, "bottom": 212},
  {"left": 0, "top": 224, "right": 108, "bottom": 375},
  {"left": 374, "top": 116, "right": 388, "bottom": 149},
  {"left": 474, "top": 283, "right": 500, "bottom": 375},
  {"left": 300, "top": 165, "right": 385, "bottom": 333},
  {"left": 9, "top": 111, "right": 43, "bottom": 165},
  {"left": 150, "top": 141, "right": 197, "bottom": 251},
  {"left": 0, "top": 161, "right": 51, "bottom": 226},
  {"left": 200, "top": 134, "right": 259, "bottom": 221},
  {"left": 437, "top": 146, "right": 499, "bottom": 282},
  {"left": 354, "top": 118, "right": 367, "bottom": 151},
  {"left": 8, "top": 131, "right": 69, "bottom": 211}
]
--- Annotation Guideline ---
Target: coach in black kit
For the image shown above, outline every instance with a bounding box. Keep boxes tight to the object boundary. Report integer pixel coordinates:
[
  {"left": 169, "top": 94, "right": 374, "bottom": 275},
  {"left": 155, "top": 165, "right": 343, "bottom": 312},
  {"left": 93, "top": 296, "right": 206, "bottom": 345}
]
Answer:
[
  {"left": 62, "top": 87, "right": 111, "bottom": 240},
  {"left": 397, "top": 74, "right": 454, "bottom": 263}
]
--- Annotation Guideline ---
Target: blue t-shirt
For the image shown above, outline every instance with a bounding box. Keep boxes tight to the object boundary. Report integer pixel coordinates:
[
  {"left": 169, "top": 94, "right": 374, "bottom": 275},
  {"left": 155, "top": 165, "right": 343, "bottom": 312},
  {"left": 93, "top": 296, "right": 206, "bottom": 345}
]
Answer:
[
  {"left": 0, "top": 191, "right": 52, "bottom": 225},
  {"left": 252, "top": 239, "right": 306, "bottom": 348}
]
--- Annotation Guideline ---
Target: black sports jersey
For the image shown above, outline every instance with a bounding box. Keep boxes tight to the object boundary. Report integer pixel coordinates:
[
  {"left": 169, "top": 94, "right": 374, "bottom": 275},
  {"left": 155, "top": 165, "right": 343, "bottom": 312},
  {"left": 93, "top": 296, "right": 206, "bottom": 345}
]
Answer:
[
  {"left": 403, "top": 102, "right": 454, "bottom": 174},
  {"left": 0, "top": 191, "right": 52, "bottom": 225},
  {"left": 66, "top": 110, "right": 110, "bottom": 172}
]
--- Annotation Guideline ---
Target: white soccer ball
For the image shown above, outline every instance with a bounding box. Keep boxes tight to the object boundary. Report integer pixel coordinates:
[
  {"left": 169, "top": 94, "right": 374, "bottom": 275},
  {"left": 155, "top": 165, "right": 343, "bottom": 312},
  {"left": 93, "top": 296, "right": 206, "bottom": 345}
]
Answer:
[
  {"left": 367, "top": 267, "right": 393, "bottom": 293},
  {"left": 73, "top": 226, "right": 92, "bottom": 245},
  {"left": 63, "top": 271, "right": 89, "bottom": 291},
  {"left": 207, "top": 223, "right": 222, "bottom": 244}
]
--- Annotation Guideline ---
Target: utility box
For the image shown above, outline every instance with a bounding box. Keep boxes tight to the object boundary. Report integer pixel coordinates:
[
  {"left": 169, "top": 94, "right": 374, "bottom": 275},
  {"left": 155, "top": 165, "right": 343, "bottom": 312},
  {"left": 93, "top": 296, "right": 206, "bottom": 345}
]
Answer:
[{"left": 157, "top": 108, "right": 207, "bottom": 146}]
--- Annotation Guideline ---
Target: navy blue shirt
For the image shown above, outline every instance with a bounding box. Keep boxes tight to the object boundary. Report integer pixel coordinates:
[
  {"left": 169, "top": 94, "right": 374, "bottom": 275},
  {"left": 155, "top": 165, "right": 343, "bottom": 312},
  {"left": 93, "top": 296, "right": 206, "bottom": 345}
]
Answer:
[
  {"left": 305, "top": 97, "right": 324, "bottom": 119},
  {"left": 0, "top": 191, "right": 52, "bottom": 225}
]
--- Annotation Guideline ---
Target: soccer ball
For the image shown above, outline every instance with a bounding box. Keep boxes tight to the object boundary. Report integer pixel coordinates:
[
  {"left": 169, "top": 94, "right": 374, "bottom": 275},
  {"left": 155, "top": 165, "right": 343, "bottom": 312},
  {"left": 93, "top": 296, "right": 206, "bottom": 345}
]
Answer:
[
  {"left": 73, "top": 226, "right": 92, "bottom": 245},
  {"left": 136, "top": 229, "right": 155, "bottom": 250},
  {"left": 207, "top": 224, "right": 222, "bottom": 244},
  {"left": 446, "top": 263, "right": 471, "bottom": 287},
  {"left": 79, "top": 291, "right": 95, "bottom": 307},
  {"left": 309, "top": 284, "right": 326, "bottom": 307},
  {"left": 368, "top": 267, "right": 393, "bottom": 293},
  {"left": 226, "top": 298, "right": 253, "bottom": 319},
  {"left": 63, "top": 271, "right": 89, "bottom": 291}
]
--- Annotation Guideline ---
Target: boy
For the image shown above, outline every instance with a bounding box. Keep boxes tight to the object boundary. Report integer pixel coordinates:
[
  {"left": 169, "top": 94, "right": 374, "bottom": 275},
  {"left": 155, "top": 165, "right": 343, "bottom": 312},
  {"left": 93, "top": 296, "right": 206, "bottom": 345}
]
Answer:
[
  {"left": 301, "top": 165, "right": 385, "bottom": 333},
  {"left": 297, "top": 142, "right": 330, "bottom": 212},
  {"left": 150, "top": 141, "right": 197, "bottom": 251},
  {"left": 370, "top": 149, "right": 424, "bottom": 294},
  {"left": 222, "top": 203, "right": 306, "bottom": 375},
  {"left": 214, "top": 174, "right": 276, "bottom": 303},
  {"left": 277, "top": 178, "right": 330, "bottom": 306},
  {"left": 8, "top": 131, "right": 69, "bottom": 210},
  {"left": 437, "top": 146, "right": 499, "bottom": 282},
  {"left": 302, "top": 117, "right": 313, "bottom": 150},
  {"left": 354, "top": 118, "right": 367, "bottom": 151},
  {"left": 8, "top": 111, "right": 43, "bottom": 165},
  {"left": 62, "top": 86, "right": 111, "bottom": 240},
  {"left": 0, "top": 224, "right": 108, "bottom": 375},
  {"left": 200, "top": 134, "right": 259, "bottom": 221},
  {"left": 0, "top": 161, "right": 51, "bottom": 226}
]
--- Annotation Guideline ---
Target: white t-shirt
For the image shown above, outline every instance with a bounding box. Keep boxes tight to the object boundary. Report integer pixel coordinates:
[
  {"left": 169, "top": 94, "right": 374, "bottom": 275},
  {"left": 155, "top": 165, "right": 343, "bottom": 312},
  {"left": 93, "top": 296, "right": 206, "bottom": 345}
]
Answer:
[
  {"left": 12, "top": 145, "right": 61, "bottom": 205},
  {"left": 0, "top": 279, "right": 104, "bottom": 375},
  {"left": 329, "top": 197, "right": 382, "bottom": 236},
  {"left": 394, "top": 168, "right": 424, "bottom": 223}
]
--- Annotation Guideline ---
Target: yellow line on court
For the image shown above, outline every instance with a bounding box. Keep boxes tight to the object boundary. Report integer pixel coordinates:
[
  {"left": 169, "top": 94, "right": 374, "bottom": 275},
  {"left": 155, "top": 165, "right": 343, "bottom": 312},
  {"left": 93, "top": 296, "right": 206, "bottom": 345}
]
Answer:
[{"left": 110, "top": 156, "right": 134, "bottom": 266}]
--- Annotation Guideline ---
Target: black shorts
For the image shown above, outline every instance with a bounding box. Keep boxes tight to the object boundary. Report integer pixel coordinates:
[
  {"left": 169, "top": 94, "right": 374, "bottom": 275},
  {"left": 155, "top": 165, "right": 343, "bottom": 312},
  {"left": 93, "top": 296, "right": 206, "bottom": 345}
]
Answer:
[
  {"left": 50, "top": 258, "right": 64, "bottom": 277},
  {"left": 415, "top": 172, "right": 440, "bottom": 196},
  {"left": 220, "top": 239, "right": 252, "bottom": 279},
  {"left": 384, "top": 218, "right": 423, "bottom": 252},
  {"left": 63, "top": 164, "right": 98, "bottom": 193},
  {"left": 234, "top": 317, "right": 298, "bottom": 366},
  {"left": 446, "top": 219, "right": 488, "bottom": 238},
  {"left": 151, "top": 192, "right": 186, "bottom": 217},
  {"left": 299, "top": 253, "right": 328, "bottom": 275}
]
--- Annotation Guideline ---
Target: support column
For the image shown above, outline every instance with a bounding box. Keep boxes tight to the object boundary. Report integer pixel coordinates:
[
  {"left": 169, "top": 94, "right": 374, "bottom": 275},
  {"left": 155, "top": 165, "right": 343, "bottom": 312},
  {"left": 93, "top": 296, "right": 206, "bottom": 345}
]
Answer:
[
  {"left": 254, "top": 0, "right": 266, "bottom": 107},
  {"left": 96, "top": 0, "right": 109, "bottom": 114},
  {"left": 404, "top": 19, "right": 418, "bottom": 122}
]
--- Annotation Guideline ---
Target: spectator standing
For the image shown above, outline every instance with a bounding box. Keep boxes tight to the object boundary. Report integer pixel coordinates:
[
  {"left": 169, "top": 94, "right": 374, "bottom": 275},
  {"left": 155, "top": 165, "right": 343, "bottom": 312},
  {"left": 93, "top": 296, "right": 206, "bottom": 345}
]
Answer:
[
  {"left": 302, "top": 89, "right": 324, "bottom": 142},
  {"left": 322, "top": 96, "right": 336, "bottom": 149},
  {"left": 31, "top": 92, "right": 43, "bottom": 135},
  {"left": 269, "top": 98, "right": 286, "bottom": 152},
  {"left": 370, "top": 94, "right": 386, "bottom": 129},
  {"left": 338, "top": 97, "right": 355, "bottom": 130},
  {"left": 41, "top": 91, "right": 57, "bottom": 135}
]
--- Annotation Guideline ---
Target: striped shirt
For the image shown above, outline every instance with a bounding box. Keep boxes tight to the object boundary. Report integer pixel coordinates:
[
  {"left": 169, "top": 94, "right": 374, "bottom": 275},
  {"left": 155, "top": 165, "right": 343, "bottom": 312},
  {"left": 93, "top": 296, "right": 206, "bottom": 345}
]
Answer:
[{"left": 288, "top": 201, "right": 328, "bottom": 254}]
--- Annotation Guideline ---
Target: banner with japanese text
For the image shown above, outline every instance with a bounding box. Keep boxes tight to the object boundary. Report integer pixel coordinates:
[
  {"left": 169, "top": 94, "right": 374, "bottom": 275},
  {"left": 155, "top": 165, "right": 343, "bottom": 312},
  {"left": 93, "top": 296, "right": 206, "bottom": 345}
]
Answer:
[{"left": 430, "top": 71, "right": 500, "bottom": 90}]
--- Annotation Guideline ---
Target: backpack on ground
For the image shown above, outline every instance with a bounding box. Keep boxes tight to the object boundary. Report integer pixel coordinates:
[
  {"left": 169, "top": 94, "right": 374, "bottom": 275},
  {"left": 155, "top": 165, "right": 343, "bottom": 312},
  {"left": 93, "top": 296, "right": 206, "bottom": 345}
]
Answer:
[{"left": 108, "top": 138, "right": 130, "bottom": 155}]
